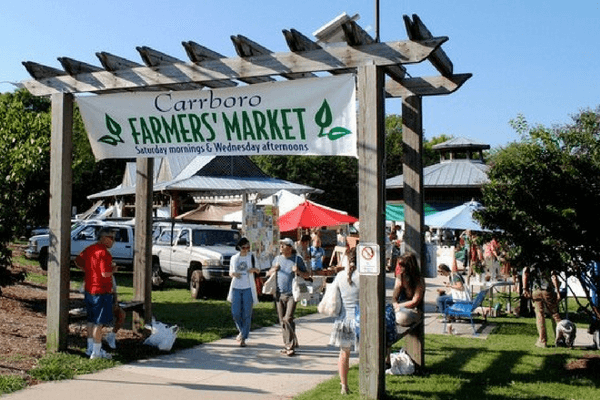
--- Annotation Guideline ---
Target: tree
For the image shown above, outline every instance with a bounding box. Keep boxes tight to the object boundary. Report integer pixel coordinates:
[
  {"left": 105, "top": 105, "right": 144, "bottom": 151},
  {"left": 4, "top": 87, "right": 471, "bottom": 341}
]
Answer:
[
  {"left": 0, "top": 89, "right": 125, "bottom": 292},
  {"left": 478, "top": 109, "right": 600, "bottom": 322},
  {"left": 0, "top": 90, "right": 49, "bottom": 291}
]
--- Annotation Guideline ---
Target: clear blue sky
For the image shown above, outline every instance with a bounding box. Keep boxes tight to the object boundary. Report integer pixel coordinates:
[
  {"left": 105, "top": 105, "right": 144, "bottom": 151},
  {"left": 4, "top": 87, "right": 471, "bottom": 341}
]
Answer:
[{"left": 2, "top": 0, "right": 599, "bottom": 148}]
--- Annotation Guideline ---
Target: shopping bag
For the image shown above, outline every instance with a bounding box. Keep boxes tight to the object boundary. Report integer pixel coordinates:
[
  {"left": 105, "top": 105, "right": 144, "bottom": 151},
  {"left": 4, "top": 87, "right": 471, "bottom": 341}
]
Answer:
[
  {"left": 262, "top": 273, "right": 277, "bottom": 296},
  {"left": 317, "top": 281, "right": 341, "bottom": 317},
  {"left": 143, "top": 319, "right": 179, "bottom": 352},
  {"left": 292, "top": 276, "right": 311, "bottom": 302}
]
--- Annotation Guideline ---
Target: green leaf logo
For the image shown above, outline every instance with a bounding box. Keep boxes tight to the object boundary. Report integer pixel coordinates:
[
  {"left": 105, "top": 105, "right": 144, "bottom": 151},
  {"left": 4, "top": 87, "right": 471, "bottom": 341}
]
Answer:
[
  {"left": 99, "top": 114, "right": 124, "bottom": 147},
  {"left": 327, "top": 126, "right": 352, "bottom": 141},
  {"left": 315, "top": 100, "right": 333, "bottom": 137}
]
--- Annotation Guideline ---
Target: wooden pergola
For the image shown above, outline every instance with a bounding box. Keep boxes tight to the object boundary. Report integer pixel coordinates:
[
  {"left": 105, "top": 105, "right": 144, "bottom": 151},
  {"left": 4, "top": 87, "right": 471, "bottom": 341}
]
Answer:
[{"left": 21, "top": 13, "right": 470, "bottom": 399}]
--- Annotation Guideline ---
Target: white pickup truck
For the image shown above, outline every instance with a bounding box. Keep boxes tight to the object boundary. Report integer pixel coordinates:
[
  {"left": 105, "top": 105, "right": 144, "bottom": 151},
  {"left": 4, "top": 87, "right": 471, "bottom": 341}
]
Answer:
[
  {"left": 151, "top": 223, "right": 240, "bottom": 299},
  {"left": 25, "top": 220, "right": 135, "bottom": 270}
]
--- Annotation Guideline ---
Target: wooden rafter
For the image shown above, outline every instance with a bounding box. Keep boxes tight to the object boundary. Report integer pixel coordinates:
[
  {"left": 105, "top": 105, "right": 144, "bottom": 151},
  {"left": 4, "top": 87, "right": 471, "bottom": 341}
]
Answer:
[
  {"left": 341, "top": 20, "right": 406, "bottom": 82},
  {"left": 182, "top": 40, "right": 274, "bottom": 85},
  {"left": 231, "top": 34, "right": 317, "bottom": 80},
  {"left": 22, "top": 37, "right": 447, "bottom": 96},
  {"left": 404, "top": 14, "right": 453, "bottom": 77},
  {"left": 57, "top": 57, "right": 103, "bottom": 75},
  {"left": 22, "top": 61, "right": 66, "bottom": 80},
  {"left": 137, "top": 46, "right": 235, "bottom": 89}
]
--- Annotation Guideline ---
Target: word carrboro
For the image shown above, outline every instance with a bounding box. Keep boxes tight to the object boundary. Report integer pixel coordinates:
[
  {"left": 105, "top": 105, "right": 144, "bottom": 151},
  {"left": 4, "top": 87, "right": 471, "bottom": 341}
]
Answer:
[{"left": 77, "top": 74, "right": 357, "bottom": 160}]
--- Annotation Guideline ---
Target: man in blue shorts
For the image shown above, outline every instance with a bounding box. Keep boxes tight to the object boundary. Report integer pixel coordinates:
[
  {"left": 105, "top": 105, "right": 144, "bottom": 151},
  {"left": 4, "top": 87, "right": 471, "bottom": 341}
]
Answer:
[{"left": 75, "top": 227, "right": 117, "bottom": 359}]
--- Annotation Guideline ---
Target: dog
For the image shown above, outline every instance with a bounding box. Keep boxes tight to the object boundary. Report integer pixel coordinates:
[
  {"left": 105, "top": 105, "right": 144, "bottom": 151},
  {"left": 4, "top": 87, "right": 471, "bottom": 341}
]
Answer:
[{"left": 555, "top": 319, "right": 577, "bottom": 348}]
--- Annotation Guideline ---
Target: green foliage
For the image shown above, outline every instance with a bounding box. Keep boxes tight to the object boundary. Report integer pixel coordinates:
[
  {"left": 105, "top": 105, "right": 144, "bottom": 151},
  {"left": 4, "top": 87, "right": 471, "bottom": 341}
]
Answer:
[
  {"left": 479, "top": 109, "right": 600, "bottom": 269},
  {"left": 0, "top": 375, "right": 27, "bottom": 394},
  {"left": 478, "top": 108, "right": 600, "bottom": 320},
  {"left": 28, "top": 352, "right": 114, "bottom": 381}
]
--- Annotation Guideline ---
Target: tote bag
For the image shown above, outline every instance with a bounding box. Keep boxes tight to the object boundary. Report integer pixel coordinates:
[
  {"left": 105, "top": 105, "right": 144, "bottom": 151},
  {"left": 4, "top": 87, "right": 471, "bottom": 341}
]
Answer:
[
  {"left": 318, "top": 281, "right": 341, "bottom": 317},
  {"left": 262, "top": 272, "right": 277, "bottom": 296}
]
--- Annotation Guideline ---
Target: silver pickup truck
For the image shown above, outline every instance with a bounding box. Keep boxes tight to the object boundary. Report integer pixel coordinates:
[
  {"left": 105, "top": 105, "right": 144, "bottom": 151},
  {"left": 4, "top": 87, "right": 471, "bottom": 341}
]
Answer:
[
  {"left": 25, "top": 220, "right": 135, "bottom": 270},
  {"left": 151, "top": 223, "right": 240, "bottom": 299}
]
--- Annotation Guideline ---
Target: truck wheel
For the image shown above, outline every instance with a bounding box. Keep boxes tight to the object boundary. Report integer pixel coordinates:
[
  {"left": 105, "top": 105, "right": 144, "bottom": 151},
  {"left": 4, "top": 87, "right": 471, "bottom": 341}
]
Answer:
[
  {"left": 152, "top": 260, "right": 165, "bottom": 289},
  {"left": 39, "top": 248, "right": 48, "bottom": 271},
  {"left": 190, "top": 269, "right": 204, "bottom": 299}
]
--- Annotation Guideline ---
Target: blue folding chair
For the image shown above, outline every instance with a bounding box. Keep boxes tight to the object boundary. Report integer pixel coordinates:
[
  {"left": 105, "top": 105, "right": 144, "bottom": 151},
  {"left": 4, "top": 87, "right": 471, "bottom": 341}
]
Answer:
[{"left": 444, "top": 288, "right": 489, "bottom": 335}]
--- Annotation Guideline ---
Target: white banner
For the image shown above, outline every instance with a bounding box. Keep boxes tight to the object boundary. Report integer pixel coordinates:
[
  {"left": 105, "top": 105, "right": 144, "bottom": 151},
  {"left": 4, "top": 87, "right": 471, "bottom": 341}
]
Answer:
[{"left": 76, "top": 74, "right": 357, "bottom": 160}]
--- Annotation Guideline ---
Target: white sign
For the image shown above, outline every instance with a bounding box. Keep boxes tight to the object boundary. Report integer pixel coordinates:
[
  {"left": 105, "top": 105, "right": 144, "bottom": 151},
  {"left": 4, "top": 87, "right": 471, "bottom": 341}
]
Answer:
[
  {"left": 358, "top": 243, "right": 380, "bottom": 275},
  {"left": 76, "top": 74, "right": 357, "bottom": 160}
]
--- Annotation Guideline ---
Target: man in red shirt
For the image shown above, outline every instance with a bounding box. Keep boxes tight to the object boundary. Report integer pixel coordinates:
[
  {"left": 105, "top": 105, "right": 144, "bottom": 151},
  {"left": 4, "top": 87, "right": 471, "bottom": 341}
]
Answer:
[{"left": 75, "top": 227, "right": 117, "bottom": 359}]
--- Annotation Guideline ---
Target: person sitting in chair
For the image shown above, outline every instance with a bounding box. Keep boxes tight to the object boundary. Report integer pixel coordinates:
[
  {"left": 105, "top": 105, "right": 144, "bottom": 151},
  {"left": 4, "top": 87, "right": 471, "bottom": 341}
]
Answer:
[{"left": 392, "top": 252, "right": 425, "bottom": 327}]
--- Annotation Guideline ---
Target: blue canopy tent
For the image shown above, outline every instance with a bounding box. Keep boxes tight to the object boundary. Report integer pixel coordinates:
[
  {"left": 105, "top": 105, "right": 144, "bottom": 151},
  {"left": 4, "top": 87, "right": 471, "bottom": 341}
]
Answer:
[{"left": 424, "top": 200, "right": 490, "bottom": 232}]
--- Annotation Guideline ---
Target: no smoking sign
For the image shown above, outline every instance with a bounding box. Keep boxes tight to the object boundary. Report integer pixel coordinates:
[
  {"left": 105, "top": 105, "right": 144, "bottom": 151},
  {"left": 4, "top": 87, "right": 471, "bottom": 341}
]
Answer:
[{"left": 357, "top": 243, "right": 380, "bottom": 275}]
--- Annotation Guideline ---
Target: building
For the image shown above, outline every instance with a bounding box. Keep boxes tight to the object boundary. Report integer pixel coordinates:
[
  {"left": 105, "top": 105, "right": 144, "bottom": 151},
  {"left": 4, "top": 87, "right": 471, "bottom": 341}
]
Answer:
[
  {"left": 87, "top": 154, "right": 319, "bottom": 218},
  {"left": 386, "top": 137, "right": 490, "bottom": 211}
]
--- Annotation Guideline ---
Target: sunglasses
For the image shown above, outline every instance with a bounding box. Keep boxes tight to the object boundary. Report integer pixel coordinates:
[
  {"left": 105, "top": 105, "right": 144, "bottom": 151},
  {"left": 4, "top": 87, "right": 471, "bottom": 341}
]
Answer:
[{"left": 241, "top": 245, "right": 250, "bottom": 249}]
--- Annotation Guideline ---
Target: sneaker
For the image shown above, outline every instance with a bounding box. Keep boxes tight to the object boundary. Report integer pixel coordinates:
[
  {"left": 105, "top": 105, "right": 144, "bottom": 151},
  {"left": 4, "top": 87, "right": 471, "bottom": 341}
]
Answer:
[
  {"left": 236, "top": 333, "right": 243, "bottom": 342},
  {"left": 90, "top": 349, "right": 112, "bottom": 360},
  {"left": 341, "top": 385, "right": 350, "bottom": 395},
  {"left": 535, "top": 340, "right": 546, "bottom": 348},
  {"left": 85, "top": 345, "right": 93, "bottom": 356},
  {"left": 239, "top": 339, "right": 247, "bottom": 347},
  {"left": 105, "top": 332, "right": 117, "bottom": 350}
]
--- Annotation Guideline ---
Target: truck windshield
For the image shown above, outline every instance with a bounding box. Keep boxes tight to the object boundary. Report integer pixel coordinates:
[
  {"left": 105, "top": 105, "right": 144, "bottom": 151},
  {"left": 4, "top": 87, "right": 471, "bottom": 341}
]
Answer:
[{"left": 192, "top": 230, "right": 239, "bottom": 246}]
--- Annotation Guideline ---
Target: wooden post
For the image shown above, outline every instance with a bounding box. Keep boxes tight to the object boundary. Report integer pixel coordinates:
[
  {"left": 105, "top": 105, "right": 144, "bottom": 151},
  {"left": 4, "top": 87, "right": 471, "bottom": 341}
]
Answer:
[
  {"left": 47, "top": 93, "right": 73, "bottom": 352},
  {"left": 358, "top": 63, "right": 386, "bottom": 399},
  {"left": 133, "top": 158, "right": 154, "bottom": 331},
  {"left": 401, "top": 95, "right": 425, "bottom": 368}
]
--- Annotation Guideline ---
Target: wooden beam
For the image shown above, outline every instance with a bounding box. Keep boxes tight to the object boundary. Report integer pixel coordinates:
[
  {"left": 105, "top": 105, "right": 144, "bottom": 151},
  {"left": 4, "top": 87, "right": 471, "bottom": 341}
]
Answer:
[
  {"left": 57, "top": 57, "right": 103, "bottom": 75},
  {"left": 137, "top": 46, "right": 235, "bottom": 89},
  {"left": 357, "top": 63, "right": 386, "bottom": 399},
  {"left": 385, "top": 73, "right": 472, "bottom": 98},
  {"left": 401, "top": 95, "right": 425, "bottom": 369},
  {"left": 231, "top": 34, "right": 316, "bottom": 80},
  {"left": 22, "top": 37, "right": 446, "bottom": 95},
  {"left": 182, "top": 40, "right": 273, "bottom": 85},
  {"left": 133, "top": 158, "right": 154, "bottom": 332},
  {"left": 22, "top": 61, "right": 66, "bottom": 80},
  {"left": 96, "top": 52, "right": 143, "bottom": 71},
  {"left": 341, "top": 20, "right": 406, "bottom": 81},
  {"left": 404, "top": 14, "right": 453, "bottom": 77},
  {"left": 282, "top": 29, "right": 355, "bottom": 75},
  {"left": 46, "top": 93, "right": 73, "bottom": 352}
]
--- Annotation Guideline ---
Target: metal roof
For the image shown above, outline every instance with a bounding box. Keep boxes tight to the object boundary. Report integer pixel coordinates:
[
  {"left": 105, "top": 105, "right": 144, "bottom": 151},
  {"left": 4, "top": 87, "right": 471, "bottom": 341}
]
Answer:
[
  {"left": 88, "top": 155, "right": 318, "bottom": 199},
  {"left": 386, "top": 159, "right": 489, "bottom": 189},
  {"left": 432, "top": 137, "right": 490, "bottom": 150}
]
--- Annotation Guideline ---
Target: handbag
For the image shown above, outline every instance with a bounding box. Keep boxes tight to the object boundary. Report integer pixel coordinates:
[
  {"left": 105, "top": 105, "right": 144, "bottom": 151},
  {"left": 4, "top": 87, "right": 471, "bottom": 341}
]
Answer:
[
  {"left": 318, "top": 281, "right": 341, "bottom": 317},
  {"left": 262, "top": 272, "right": 277, "bottom": 296},
  {"left": 292, "top": 275, "right": 311, "bottom": 302}
]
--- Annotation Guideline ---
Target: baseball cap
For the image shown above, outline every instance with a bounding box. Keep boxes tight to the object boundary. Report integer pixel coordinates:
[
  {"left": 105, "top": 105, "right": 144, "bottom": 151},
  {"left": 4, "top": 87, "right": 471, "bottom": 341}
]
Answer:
[{"left": 280, "top": 238, "right": 294, "bottom": 247}]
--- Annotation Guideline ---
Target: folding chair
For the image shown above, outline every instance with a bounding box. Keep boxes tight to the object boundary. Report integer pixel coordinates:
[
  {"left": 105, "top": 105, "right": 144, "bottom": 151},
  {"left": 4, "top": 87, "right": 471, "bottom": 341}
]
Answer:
[{"left": 444, "top": 288, "right": 489, "bottom": 335}]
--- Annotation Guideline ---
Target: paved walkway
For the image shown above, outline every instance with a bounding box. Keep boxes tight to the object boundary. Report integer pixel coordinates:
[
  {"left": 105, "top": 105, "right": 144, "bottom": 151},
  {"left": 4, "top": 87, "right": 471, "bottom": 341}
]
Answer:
[{"left": 4, "top": 274, "right": 591, "bottom": 400}]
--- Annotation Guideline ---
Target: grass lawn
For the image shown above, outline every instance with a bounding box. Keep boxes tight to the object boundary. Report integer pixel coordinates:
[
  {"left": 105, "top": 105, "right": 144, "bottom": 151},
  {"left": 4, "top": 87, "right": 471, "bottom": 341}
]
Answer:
[
  {"left": 296, "top": 307, "right": 600, "bottom": 400},
  {"left": 2, "top": 266, "right": 599, "bottom": 399}
]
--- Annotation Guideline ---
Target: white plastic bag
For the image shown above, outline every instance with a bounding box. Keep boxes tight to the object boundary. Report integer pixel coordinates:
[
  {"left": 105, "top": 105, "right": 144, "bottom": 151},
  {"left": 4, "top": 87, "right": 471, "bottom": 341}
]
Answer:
[
  {"left": 385, "top": 348, "right": 415, "bottom": 375},
  {"left": 318, "top": 281, "right": 341, "bottom": 317},
  {"left": 144, "top": 319, "right": 179, "bottom": 351}
]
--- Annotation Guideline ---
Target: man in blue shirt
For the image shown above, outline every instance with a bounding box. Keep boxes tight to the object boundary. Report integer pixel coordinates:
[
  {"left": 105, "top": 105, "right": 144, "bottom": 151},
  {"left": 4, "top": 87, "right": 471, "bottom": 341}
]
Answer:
[{"left": 267, "top": 238, "right": 310, "bottom": 356}]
